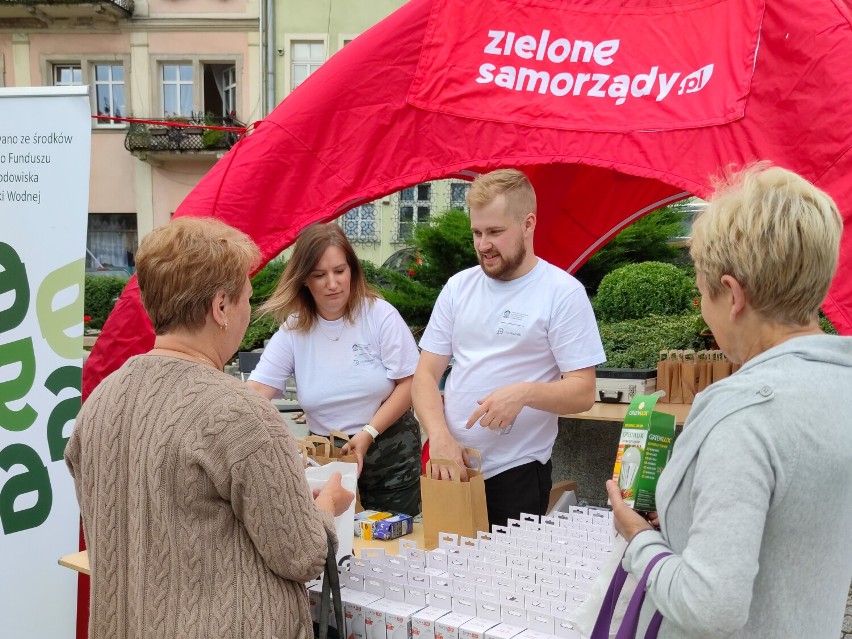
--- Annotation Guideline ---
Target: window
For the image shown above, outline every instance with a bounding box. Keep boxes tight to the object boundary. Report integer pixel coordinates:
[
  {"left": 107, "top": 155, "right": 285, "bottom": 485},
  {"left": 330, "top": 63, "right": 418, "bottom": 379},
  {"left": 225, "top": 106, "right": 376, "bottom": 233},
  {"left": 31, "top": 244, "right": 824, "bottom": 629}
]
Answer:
[
  {"left": 162, "top": 63, "right": 193, "bottom": 117},
  {"left": 291, "top": 41, "right": 325, "bottom": 90},
  {"left": 341, "top": 204, "right": 379, "bottom": 243},
  {"left": 398, "top": 183, "right": 432, "bottom": 240},
  {"left": 53, "top": 64, "right": 82, "bottom": 86},
  {"left": 94, "top": 64, "right": 125, "bottom": 126},
  {"left": 86, "top": 214, "right": 138, "bottom": 271},
  {"left": 158, "top": 61, "right": 239, "bottom": 119},
  {"left": 450, "top": 182, "right": 471, "bottom": 212}
]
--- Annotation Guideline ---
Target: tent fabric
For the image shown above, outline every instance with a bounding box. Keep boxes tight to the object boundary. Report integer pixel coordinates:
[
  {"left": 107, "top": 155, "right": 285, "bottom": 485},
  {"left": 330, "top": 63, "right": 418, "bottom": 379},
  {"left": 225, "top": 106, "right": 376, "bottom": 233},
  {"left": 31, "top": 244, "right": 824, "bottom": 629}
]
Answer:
[{"left": 83, "top": 0, "right": 852, "bottom": 400}]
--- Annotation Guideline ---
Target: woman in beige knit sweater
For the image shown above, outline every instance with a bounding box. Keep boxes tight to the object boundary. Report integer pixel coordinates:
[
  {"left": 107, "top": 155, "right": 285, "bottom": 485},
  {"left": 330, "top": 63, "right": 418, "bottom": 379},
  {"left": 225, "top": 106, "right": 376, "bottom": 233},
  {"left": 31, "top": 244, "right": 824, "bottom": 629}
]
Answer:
[{"left": 65, "top": 217, "right": 353, "bottom": 639}]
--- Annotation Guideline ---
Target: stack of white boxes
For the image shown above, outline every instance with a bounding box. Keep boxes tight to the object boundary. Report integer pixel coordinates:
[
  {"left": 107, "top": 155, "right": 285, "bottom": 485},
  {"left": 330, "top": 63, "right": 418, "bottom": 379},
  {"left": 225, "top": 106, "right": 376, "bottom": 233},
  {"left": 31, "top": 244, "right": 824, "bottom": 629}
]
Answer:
[{"left": 309, "top": 506, "right": 615, "bottom": 639}]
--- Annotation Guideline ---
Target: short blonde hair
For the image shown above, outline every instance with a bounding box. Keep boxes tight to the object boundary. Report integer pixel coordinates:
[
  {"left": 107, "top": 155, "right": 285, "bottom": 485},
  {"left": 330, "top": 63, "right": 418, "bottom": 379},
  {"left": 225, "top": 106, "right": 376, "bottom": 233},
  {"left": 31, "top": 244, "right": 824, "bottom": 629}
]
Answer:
[
  {"left": 468, "top": 169, "right": 536, "bottom": 222},
  {"left": 259, "top": 223, "right": 377, "bottom": 331},
  {"left": 136, "top": 217, "right": 260, "bottom": 335},
  {"left": 690, "top": 165, "right": 842, "bottom": 325}
]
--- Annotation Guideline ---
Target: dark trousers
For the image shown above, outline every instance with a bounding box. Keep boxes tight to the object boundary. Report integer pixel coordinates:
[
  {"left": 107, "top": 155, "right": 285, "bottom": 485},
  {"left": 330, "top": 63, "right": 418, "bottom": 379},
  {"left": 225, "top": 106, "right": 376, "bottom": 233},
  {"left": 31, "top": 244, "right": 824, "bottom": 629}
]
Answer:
[{"left": 484, "top": 459, "right": 553, "bottom": 528}]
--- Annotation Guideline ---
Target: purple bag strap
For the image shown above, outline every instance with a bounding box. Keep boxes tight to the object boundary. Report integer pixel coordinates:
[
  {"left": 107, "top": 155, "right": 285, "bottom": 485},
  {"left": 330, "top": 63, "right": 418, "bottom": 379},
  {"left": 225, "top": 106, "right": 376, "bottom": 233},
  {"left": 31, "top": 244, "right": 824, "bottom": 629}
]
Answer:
[{"left": 590, "top": 551, "right": 671, "bottom": 639}]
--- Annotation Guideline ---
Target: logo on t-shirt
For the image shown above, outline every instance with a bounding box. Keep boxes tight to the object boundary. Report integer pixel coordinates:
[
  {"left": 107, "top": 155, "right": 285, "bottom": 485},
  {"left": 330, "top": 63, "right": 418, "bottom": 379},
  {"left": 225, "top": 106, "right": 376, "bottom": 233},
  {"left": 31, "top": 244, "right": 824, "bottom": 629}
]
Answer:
[
  {"left": 498, "top": 309, "right": 528, "bottom": 337},
  {"left": 352, "top": 343, "right": 376, "bottom": 366}
]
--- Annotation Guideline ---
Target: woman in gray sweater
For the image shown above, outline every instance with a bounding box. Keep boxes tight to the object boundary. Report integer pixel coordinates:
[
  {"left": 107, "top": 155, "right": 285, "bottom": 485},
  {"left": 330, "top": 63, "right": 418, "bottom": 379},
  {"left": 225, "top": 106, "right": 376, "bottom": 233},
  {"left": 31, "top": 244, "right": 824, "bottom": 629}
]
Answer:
[
  {"left": 66, "top": 217, "right": 354, "bottom": 639},
  {"left": 607, "top": 166, "right": 852, "bottom": 638}
]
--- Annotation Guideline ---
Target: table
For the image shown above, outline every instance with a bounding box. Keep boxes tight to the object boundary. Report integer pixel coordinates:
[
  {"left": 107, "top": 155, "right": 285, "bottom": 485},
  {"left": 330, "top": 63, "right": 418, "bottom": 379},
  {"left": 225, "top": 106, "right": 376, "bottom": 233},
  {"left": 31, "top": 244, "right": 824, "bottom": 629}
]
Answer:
[
  {"left": 563, "top": 401, "right": 692, "bottom": 426},
  {"left": 58, "top": 524, "right": 426, "bottom": 576}
]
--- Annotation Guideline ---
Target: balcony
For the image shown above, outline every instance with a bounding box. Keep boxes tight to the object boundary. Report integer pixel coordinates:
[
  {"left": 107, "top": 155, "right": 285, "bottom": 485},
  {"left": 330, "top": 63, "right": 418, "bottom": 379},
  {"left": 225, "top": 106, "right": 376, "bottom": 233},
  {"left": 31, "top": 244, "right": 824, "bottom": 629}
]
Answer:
[
  {"left": 125, "top": 115, "right": 245, "bottom": 164},
  {"left": 0, "top": 0, "right": 134, "bottom": 27}
]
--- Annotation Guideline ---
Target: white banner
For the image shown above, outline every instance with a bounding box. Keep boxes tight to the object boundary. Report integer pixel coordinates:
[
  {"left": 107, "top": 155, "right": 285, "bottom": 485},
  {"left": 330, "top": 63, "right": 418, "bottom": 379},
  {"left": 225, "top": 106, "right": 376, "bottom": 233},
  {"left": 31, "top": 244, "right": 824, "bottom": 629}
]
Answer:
[{"left": 0, "top": 86, "right": 92, "bottom": 639}]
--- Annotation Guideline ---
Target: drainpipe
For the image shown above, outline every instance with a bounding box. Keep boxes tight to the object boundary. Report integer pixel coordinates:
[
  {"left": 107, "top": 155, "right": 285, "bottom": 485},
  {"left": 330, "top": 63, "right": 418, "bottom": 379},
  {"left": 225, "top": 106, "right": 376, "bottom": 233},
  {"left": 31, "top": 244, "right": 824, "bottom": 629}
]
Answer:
[{"left": 265, "top": 0, "right": 276, "bottom": 116}]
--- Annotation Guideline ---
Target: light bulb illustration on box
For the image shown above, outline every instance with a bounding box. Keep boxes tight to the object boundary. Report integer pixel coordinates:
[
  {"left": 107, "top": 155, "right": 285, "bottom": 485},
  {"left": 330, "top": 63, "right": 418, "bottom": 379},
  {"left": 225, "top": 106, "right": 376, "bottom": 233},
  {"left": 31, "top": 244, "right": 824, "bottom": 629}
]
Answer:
[{"left": 619, "top": 446, "right": 641, "bottom": 499}]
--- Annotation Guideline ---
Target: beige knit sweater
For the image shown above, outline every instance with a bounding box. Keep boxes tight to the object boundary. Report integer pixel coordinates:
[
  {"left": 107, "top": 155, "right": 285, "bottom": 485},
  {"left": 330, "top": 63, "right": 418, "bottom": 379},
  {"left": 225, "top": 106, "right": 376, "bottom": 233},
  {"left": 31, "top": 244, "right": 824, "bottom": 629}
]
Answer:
[{"left": 65, "top": 354, "right": 336, "bottom": 639}]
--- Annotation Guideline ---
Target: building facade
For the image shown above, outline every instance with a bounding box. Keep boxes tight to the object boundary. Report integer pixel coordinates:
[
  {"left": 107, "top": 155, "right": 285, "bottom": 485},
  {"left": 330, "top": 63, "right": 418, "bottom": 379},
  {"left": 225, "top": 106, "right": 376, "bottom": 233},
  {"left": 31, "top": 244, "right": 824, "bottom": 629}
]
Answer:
[
  {"left": 274, "top": 0, "right": 471, "bottom": 267},
  {"left": 0, "top": 0, "right": 261, "bottom": 273}
]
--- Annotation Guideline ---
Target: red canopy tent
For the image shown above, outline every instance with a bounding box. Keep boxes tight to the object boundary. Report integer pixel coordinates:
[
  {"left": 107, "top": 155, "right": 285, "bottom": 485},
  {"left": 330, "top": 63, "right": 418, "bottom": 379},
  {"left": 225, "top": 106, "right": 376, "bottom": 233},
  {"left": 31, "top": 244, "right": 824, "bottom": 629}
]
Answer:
[
  {"left": 84, "top": 0, "right": 852, "bottom": 392},
  {"left": 75, "top": 0, "right": 852, "bottom": 633}
]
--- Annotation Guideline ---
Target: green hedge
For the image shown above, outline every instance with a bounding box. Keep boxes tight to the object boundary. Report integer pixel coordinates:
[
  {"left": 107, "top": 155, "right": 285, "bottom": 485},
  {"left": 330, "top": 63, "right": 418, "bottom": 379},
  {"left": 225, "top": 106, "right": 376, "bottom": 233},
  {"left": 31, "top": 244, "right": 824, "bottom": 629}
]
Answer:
[
  {"left": 598, "top": 311, "right": 707, "bottom": 369},
  {"left": 594, "top": 261, "right": 696, "bottom": 323},
  {"left": 84, "top": 276, "right": 128, "bottom": 329}
]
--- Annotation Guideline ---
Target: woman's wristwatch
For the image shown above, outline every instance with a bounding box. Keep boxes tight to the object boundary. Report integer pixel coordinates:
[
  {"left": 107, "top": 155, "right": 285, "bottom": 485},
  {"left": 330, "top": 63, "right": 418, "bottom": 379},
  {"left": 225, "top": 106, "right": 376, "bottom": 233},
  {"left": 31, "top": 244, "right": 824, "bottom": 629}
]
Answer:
[{"left": 362, "top": 424, "right": 380, "bottom": 440}]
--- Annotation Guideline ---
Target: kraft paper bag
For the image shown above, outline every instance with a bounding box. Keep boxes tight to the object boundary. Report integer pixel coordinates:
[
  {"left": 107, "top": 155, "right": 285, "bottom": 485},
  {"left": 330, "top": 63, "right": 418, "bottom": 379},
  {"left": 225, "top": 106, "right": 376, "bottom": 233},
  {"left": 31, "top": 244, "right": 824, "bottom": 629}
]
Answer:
[
  {"left": 656, "top": 350, "right": 672, "bottom": 403},
  {"left": 680, "top": 350, "right": 699, "bottom": 403},
  {"left": 668, "top": 351, "right": 684, "bottom": 403},
  {"left": 421, "top": 449, "right": 488, "bottom": 550},
  {"left": 711, "top": 352, "right": 733, "bottom": 383},
  {"left": 326, "top": 430, "right": 359, "bottom": 465},
  {"left": 697, "top": 351, "right": 713, "bottom": 393}
]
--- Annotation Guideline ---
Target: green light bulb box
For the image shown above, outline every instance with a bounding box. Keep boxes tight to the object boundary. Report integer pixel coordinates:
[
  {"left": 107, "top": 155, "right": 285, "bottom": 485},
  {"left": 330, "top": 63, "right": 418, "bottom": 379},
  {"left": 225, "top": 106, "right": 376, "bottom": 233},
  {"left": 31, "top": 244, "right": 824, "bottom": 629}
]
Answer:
[{"left": 611, "top": 394, "right": 676, "bottom": 512}]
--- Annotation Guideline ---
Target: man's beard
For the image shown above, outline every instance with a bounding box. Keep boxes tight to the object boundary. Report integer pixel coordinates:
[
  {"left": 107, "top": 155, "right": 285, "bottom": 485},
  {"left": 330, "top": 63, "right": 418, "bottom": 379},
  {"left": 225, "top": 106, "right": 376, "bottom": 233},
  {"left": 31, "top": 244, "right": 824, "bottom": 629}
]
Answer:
[{"left": 479, "top": 241, "right": 526, "bottom": 280}]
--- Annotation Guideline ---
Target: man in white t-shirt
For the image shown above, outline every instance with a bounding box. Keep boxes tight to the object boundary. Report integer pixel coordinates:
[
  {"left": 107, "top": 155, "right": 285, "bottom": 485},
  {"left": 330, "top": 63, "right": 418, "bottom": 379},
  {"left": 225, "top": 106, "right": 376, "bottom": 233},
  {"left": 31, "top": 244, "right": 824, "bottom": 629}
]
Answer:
[{"left": 413, "top": 168, "right": 606, "bottom": 526}]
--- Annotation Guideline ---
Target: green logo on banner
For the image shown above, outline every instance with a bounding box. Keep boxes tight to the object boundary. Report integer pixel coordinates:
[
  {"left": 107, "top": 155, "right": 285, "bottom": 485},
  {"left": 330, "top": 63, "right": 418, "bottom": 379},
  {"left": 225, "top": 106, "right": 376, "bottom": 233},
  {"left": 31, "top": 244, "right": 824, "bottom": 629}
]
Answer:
[{"left": 0, "top": 242, "right": 82, "bottom": 535}]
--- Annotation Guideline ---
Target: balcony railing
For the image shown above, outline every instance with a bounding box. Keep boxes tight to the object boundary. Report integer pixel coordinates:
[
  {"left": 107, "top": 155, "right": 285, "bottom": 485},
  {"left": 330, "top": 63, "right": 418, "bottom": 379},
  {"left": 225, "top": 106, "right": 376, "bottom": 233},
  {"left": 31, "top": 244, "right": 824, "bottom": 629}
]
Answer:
[
  {"left": 125, "top": 116, "right": 245, "bottom": 155},
  {"left": 0, "top": 0, "right": 134, "bottom": 23}
]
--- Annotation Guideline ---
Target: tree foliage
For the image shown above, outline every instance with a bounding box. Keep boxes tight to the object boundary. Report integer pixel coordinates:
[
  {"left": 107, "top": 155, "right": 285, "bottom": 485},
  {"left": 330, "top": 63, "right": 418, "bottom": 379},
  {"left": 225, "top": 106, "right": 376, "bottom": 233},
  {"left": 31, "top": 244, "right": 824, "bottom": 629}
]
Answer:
[
  {"left": 575, "top": 204, "right": 688, "bottom": 293},
  {"left": 410, "top": 209, "right": 479, "bottom": 289},
  {"left": 594, "top": 261, "right": 696, "bottom": 323}
]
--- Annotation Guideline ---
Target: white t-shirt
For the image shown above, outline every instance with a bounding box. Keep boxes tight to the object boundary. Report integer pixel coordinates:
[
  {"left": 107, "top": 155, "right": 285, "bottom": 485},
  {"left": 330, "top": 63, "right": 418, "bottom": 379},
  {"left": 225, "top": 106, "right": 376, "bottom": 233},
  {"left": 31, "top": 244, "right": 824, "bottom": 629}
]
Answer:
[
  {"left": 419, "top": 259, "right": 605, "bottom": 479},
  {"left": 249, "top": 298, "right": 419, "bottom": 437}
]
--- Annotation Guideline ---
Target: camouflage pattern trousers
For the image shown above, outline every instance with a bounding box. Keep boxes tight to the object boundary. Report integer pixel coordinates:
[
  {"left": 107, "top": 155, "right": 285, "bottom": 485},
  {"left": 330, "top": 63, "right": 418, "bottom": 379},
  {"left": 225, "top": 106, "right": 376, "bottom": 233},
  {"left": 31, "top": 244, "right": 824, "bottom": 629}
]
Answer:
[{"left": 357, "top": 410, "right": 422, "bottom": 516}]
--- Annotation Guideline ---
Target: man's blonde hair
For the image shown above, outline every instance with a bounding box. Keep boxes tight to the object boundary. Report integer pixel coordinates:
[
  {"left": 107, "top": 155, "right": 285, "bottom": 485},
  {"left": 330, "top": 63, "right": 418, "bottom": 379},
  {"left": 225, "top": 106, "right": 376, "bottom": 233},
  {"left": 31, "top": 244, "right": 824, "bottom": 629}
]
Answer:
[
  {"left": 467, "top": 169, "right": 536, "bottom": 222},
  {"left": 259, "top": 223, "right": 377, "bottom": 331},
  {"left": 690, "top": 165, "right": 842, "bottom": 325},
  {"left": 136, "top": 217, "right": 260, "bottom": 335}
]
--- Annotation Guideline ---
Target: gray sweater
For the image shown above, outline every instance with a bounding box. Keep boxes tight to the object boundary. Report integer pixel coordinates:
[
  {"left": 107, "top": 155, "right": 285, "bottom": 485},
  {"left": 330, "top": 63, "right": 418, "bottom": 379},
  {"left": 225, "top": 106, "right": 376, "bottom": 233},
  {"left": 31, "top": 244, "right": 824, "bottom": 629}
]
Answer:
[
  {"left": 66, "top": 355, "right": 336, "bottom": 639},
  {"left": 625, "top": 334, "right": 852, "bottom": 639}
]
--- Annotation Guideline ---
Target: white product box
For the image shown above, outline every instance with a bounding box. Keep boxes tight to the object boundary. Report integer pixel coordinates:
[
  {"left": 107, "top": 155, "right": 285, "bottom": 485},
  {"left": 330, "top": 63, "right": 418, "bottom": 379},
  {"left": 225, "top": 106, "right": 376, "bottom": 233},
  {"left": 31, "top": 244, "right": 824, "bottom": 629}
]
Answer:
[
  {"left": 507, "top": 557, "right": 529, "bottom": 570},
  {"left": 520, "top": 549, "right": 543, "bottom": 560},
  {"left": 512, "top": 569, "right": 536, "bottom": 584},
  {"left": 365, "top": 576, "right": 387, "bottom": 598},
  {"left": 412, "top": 606, "right": 452, "bottom": 639},
  {"left": 438, "top": 533, "right": 460, "bottom": 549},
  {"left": 362, "top": 549, "right": 387, "bottom": 561},
  {"left": 529, "top": 559, "right": 550, "bottom": 573},
  {"left": 471, "top": 573, "right": 492, "bottom": 586},
  {"left": 514, "top": 630, "right": 552, "bottom": 639},
  {"left": 553, "top": 617, "right": 583, "bottom": 639},
  {"left": 537, "top": 575, "right": 559, "bottom": 589},
  {"left": 428, "top": 589, "right": 453, "bottom": 611},
  {"left": 344, "top": 572, "right": 365, "bottom": 591},
  {"left": 476, "top": 600, "right": 502, "bottom": 623},
  {"left": 484, "top": 623, "right": 525, "bottom": 639},
  {"left": 500, "top": 604, "right": 526, "bottom": 628},
  {"left": 520, "top": 513, "right": 540, "bottom": 525},
  {"left": 434, "top": 612, "right": 474, "bottom": 639},
  {"left": 459, "top": 617, "right": 499, "bottom": 639},
  {"left": 384, "top": 600, "right": 427, "bottom": 639},
  {"left": 492, "top": 576, "right": 514, "bottom": 590},
  {"left": 448, "top": 556, "right": 469, "bottom": 570},
  {"left": 552, "top": 566, "right": 576, "bottom": 579},
  {"left": 515, "top": 582, "right": 540, "bottom": 597},
  {"left": 431, "top": 575, "right": 453, "bottom": 592},
  {"left": 385, "top": 581, "right": 407, "bottom": 602},
  {"left": 499, "top": 590, "right": 524, "bottom": 608},
  {"left": 365, "top": 600, "right": 391, "bottom": 639},
  {"left": 525, "top": 596, "right": 551, "bottom": 614},
  {"left": 469, "top": 559, "right": 490, "bottom": 574},
  {"left": 452, "top": 595, "right": 477, "bottom": 617},
  {"left": 406, "top": 585, "right": 428, "bottom": 608},
  {"left": 447, "top": 569, "right": 470, "bottom": 582},
  {"left": 540, "top": 586, "right": 565, "bottom": 603},
  {"left": 342, "top": 590, "right": 383, "bottom": 639},
  {"left": 476, "top": 585, "right": 501, "bottom": 603},
  {"left": 491, "top": 566, "right": 512, "bottom": 579},
  {"left": 486, "top": 552, "right": 509, "bottom": 566},
  {"left": 409, "top": 572, "right": 430, "bottom": 588},
  {"left": 428, "top": 550, "right": 449, "bottom": 572},
  {"left": 526, "top": 611, "right": 555, "bottom": 635},
  {"left": 452, "top": 580, "right": 476, "bottom": 597}
]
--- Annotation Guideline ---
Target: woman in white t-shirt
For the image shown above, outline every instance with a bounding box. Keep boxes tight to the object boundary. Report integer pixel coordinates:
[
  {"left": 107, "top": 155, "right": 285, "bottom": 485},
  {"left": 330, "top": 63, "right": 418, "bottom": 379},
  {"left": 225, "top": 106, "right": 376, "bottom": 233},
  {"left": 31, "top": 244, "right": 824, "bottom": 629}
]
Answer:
[{"left": 247, "top": 223, "right": 422, "bottom": 515}]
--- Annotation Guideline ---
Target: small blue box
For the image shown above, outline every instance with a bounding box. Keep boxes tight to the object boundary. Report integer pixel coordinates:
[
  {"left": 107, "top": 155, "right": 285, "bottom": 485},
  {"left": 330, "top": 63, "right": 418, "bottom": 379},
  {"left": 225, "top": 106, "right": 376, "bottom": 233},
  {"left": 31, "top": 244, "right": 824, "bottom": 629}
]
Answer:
[{"left": 373, "top": 514, "right": 414, "bottom": 540}]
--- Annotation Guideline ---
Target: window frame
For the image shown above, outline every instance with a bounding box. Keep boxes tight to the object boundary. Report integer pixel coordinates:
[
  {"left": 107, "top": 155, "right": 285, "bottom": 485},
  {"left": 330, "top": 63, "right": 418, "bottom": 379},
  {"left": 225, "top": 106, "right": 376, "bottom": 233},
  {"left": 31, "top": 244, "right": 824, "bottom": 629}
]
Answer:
[
  {"left": 152, "top": 55, "right": 243, "bottom": 120},
  {"left": 397, "top": 183, "right": 433, "bottom": 241},
  {"left": 42, "top": 55, "right": 131, "bottom": 129},
  {"left": 340, "top": 202, "right": 380, "bottom": 244},
  {"left": 282, "top": 34, "right": 327, "bottom": 95}
]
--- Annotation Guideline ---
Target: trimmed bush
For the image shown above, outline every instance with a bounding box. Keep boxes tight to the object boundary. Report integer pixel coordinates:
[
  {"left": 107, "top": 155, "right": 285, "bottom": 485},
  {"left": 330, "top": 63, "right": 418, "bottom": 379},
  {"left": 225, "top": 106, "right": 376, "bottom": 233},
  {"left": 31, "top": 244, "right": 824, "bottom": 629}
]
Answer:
[
  {"left": 363, "top": 260, "right": 436, "bottom": 330},
  {"left": 594, "top": 261, "right": 696, "bottom": 323},
  {"left": 84, "top": 276, "right": 128, "bottom": 329},
  {"left": 411, "top": 209, "right": 478, "bottom": 289},
  {"left": 598, "top": 311, "right": 706, "bottom": 369}
]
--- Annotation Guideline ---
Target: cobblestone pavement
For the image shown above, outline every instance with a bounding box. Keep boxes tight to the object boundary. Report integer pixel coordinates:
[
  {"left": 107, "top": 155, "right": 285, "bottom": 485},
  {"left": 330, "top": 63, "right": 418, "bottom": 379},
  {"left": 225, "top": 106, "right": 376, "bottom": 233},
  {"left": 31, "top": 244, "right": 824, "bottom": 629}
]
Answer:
[{"left": 842, "top": 586, "right": 852, "bottom": 638}]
